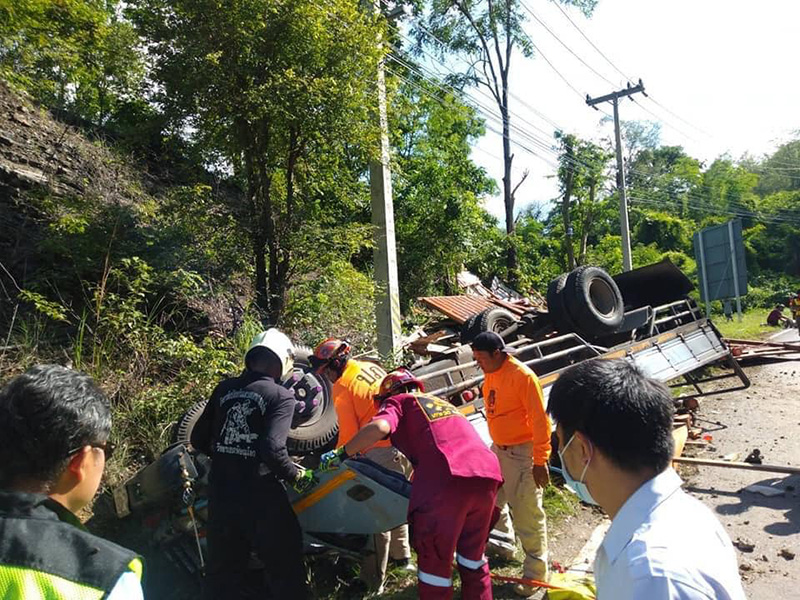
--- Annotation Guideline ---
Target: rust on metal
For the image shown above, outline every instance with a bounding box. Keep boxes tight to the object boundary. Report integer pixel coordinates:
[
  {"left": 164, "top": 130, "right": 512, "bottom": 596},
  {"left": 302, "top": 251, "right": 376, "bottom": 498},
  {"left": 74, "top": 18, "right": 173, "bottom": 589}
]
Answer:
[
  {"left": 418, "top": 295, "right": 526, "bottom": 324},
  {"left": 418, "top": 296, "right": 496, "bottom": 324}
]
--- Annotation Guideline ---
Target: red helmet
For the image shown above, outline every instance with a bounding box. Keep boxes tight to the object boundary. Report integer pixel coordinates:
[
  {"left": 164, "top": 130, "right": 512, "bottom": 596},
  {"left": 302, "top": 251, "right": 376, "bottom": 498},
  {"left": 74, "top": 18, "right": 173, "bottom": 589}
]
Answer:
[
  {"left": 310, "top": 338, "right": 352, "bottom": 372},
  {"left": 375, "top": 368, "right": 424, "bottom": 402}
]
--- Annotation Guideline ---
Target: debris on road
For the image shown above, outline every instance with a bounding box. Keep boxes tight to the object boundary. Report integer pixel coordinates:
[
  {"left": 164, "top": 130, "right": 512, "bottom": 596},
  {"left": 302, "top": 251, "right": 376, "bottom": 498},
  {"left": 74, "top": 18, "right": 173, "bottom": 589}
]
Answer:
[
  {"left": 734, "top": 538, "right": 756, "bottom": 553},
  {"left": 742, "top": 484, "right": 785, "bottom": 497},
  {"left": 779, "top": 549, "right": 796, "bottom": 561}
]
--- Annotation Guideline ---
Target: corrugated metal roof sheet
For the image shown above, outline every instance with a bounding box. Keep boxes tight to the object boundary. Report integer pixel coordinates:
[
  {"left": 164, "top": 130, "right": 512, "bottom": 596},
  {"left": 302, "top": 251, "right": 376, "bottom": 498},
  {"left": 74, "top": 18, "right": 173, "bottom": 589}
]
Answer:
[
  {"left": 418, "top": 295, "right": 530, "bottom": 323},
  {"left": 419, "top": 296, "right": 495, "bottom": 324}
]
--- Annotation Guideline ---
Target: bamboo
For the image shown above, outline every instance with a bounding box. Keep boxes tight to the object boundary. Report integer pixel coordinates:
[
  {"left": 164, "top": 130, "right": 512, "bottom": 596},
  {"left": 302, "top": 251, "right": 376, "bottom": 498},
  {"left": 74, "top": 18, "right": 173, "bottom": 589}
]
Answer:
[{"left": 674, "top": 456, "right": 800, "bottom": 475}]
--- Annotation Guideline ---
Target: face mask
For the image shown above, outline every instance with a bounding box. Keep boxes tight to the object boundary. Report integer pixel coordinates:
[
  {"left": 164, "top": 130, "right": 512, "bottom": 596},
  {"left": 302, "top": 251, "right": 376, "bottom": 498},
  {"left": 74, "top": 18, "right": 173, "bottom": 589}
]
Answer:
[{"left": 558, "top": 433, "right": 598, "bottom": 506}]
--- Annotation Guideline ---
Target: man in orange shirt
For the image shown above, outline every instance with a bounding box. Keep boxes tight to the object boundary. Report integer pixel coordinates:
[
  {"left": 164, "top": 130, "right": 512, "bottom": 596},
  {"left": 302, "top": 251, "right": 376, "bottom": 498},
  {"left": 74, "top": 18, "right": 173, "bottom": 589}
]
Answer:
[
  {"left": 472, "top": 331, "right": 551, "bottom": 598},
  {"left": 311, "top": 339, "right": 413, "bottom": 591}
]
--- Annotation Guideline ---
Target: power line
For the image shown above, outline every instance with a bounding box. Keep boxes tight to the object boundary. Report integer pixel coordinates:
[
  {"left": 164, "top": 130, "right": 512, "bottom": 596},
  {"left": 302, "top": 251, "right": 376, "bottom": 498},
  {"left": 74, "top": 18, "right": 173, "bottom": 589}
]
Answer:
[{"left": 519, "top": 0, "right": 617, "bottom": 87}]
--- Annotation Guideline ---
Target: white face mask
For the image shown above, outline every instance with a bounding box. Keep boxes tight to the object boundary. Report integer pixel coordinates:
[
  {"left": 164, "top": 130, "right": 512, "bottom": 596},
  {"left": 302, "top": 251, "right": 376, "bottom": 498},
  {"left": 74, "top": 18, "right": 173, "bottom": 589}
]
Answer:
[{"left": 558, "top": 433, "right": 598, "bottom": 506}]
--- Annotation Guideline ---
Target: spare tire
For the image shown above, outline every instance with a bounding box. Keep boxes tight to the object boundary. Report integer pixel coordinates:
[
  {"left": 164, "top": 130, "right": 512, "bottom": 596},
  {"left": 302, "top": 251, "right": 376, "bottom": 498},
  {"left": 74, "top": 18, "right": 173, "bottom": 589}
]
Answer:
[
  {"left": 564, "top": 266, "right": 624, "bottom": 337},
  {"left": 478, "top": 307, "right": 517, "bottom": 335},
  {"left": 172, "top": 399, "right": 208, "bottom": 445},
  {"left": 546, "top": 273, "right": 577, "bottom": 334},
  {"left": 171, "top": 345, "right": 338, "bottom": 456},
  {"left": 286, "top": 345, "right": 338, "bottom": 454}
]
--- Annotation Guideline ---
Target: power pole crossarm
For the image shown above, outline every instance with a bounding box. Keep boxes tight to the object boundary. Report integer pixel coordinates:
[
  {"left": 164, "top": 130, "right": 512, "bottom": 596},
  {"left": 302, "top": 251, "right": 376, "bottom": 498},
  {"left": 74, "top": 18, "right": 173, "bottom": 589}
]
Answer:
[
  {"left": 586, "top": 79, "right": 646, "bottom": 272},
  {"left": 586, "top": 80, "right": 645, "bottom": 107}
]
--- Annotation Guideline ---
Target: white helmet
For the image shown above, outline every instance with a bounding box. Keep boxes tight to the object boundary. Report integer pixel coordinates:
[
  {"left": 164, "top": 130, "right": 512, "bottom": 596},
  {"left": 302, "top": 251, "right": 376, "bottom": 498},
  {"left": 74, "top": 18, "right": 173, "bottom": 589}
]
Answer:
[{"left": 245, "top": 328, "right": 295, "bottom": 380}]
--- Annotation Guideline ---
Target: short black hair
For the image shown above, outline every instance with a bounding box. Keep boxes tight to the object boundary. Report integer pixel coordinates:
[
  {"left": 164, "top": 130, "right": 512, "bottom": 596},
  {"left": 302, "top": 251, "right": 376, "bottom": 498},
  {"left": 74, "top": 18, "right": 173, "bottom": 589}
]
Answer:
[
  {"left": 0, "top": 364, "right": 111, "bottom": 488},
  {"left": 548, "top": 359, "right": 674, "bottom": 473}
]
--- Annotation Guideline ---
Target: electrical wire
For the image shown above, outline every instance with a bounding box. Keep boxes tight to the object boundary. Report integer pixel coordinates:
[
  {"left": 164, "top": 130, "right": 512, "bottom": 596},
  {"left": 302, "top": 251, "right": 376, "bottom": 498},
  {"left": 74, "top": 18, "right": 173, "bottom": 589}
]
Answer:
[{"left": 519, "top": 0, "right": 617, "bottom": 87}]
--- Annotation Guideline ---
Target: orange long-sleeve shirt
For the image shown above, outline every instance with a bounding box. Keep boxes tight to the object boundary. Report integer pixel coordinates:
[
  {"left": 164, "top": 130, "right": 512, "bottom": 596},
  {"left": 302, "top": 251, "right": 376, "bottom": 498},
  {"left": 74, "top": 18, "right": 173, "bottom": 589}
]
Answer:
[
  {"left": 481, "top": 355, "right": 551, "bottom": 465},
  {"left": 333, "top": 359, "right": 390, "bottom": 449}
]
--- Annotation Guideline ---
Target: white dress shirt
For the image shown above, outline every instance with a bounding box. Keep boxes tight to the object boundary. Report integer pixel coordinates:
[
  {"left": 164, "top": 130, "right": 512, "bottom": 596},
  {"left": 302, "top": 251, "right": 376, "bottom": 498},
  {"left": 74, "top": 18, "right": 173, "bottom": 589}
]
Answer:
[{"left": 594, "top": 468, "right": 746, "bottom": 599}]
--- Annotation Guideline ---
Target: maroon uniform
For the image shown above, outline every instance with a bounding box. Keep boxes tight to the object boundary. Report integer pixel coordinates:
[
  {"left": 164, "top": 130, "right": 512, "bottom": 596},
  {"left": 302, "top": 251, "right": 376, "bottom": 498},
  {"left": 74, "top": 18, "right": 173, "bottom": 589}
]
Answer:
[{"left": 373, "top": 392, "right": 503, "bottom": 600}]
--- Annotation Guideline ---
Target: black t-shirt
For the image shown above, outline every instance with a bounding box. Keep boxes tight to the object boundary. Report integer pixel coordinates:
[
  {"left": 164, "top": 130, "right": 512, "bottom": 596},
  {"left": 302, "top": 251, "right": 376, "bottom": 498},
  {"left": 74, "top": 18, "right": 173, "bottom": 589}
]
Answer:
[{"left": 191, "top": 371, "right": 299, "bottom": 494}]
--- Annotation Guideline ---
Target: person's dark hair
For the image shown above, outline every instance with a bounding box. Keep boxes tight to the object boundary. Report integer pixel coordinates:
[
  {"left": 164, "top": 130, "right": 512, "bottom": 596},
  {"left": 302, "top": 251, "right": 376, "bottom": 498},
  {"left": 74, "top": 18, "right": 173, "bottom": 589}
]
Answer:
[
  {"left": 548, "top": 359, "right": 674, "bottom": 473},
  {"left": 0, "top": 364, "right": 111, "bottom": 489}
]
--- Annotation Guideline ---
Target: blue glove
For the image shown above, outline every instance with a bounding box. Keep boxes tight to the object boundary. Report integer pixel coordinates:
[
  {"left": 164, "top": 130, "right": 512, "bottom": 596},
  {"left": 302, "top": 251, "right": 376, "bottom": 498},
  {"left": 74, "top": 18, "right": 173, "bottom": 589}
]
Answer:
[
  {"left": 292, "top": 468, "right": 318, "bottom": 494},
  {"left": 318, "top": 446, "right": 349, "bottom": 472}
]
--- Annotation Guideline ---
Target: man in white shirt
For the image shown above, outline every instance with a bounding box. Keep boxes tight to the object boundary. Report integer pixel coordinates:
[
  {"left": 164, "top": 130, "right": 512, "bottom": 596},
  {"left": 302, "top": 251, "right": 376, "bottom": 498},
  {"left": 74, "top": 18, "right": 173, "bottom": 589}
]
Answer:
[{"left": 547, "top": 359, "right": 746, "bottom": 600}]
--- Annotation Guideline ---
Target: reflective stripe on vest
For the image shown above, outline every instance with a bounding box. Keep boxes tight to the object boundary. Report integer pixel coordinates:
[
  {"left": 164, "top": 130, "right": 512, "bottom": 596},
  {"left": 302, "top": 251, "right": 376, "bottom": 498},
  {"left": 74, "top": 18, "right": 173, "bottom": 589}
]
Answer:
[{"left": 0, "top": 563, "right": 107, "bottom": 600}]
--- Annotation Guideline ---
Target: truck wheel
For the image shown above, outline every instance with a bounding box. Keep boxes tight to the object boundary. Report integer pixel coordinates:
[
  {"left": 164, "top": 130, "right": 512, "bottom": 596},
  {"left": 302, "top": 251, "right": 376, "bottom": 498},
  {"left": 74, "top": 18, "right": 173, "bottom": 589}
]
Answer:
[
  {"left": 171, "top": 345, "right": 338, "bottom": 455},
  {"left": 286, "top": 345, "right": 338, "bottom": 454},
  {"left": 172, "top": 399, "right": 208, "bottom": 445},
  {"left": 478, "top": 307, "right": 517, "bottom": 336},
  {"left": 564, "top": 266, "right": 624, "bottom": 337},
  {"left": 546, "top": 273, "right": 577, "bottom": 334}
]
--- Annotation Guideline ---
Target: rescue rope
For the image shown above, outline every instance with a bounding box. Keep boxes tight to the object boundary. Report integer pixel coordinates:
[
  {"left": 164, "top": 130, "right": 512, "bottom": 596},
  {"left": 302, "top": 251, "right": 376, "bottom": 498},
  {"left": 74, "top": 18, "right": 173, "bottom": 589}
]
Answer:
[{"left": 490, "top": 573, "right": 567, "bottom": 591}]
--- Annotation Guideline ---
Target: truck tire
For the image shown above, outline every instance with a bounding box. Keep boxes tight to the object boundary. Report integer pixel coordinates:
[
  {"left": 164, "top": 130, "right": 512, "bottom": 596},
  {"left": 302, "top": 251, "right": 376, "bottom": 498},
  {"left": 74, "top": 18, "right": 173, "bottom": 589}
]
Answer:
[
  {"left": 478, "top": 307, "right": 517, "bottom": 335},
  {"left": 546, "top": 273, "right": 577, "bottom": 334},
  {"left": 172, "top": 399, "right": 208, "bottom": 445},
  {"left": 286, "top": 345, "right": 338, "bottom": 454},
  {"left": 171, "top": 345, "right": 338, "bottom": 455},
  {"left": 564, "top": 266, "right": 624, "bottom": 337},
  {"left": 460, "top": 313, "right": 482, "bottom": 343}
]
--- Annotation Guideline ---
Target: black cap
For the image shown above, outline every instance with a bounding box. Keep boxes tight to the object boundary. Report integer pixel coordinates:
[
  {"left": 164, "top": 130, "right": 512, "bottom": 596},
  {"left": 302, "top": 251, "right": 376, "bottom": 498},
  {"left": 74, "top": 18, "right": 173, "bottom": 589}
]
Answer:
[{"left": 471, "top": 331, "right": 516, "bottom": 354}]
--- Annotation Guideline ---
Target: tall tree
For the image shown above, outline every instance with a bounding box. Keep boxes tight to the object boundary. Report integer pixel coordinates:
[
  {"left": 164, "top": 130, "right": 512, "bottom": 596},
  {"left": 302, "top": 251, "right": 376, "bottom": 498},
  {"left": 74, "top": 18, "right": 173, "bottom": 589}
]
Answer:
[
  {"left": 421, "top": 0, "right": 597, "bottom": 283},
  {"left": 555, "top": 133, "right": 611, "bottom": 269},
  {"left": 129, "top": 0, "right": 382, "bottom": 322},
  {"left": 0, "top": 0, "right": 143, "bottom": 123},
  {"left": 390, "top": 71, "right": 498, "bottom": 306}
]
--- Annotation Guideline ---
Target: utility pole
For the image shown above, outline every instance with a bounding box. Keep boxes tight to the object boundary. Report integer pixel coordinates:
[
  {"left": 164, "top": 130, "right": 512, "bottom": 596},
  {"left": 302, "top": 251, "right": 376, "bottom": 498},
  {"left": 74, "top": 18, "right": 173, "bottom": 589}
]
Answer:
[
  {"left": 587, "top": 79, "right": 646, "bottom": 272},
  {"left": 370, "top": 0, "right": 402, "bottom": 358}
]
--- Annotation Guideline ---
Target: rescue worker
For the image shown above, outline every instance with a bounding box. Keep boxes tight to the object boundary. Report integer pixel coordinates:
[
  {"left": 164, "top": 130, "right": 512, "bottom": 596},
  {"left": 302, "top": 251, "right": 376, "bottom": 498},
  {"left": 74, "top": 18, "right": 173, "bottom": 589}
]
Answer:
[
  {"left": 310, "top": 339, "right": 414, "bottom": 591},
  {"left": 0, "top": 364, "right": 144, "bottom": 599},
  {"left": 790, "top": 289, "right": 800, "bottom": 330},
  {"left": 471, "top": 331, "right": 551, "bottom": 598},
  {"left": 318, "top": 368, "right": 503, "bottom": 600},
  {"left": 191, "top": 328, "right": 315, "bottom": 600}
]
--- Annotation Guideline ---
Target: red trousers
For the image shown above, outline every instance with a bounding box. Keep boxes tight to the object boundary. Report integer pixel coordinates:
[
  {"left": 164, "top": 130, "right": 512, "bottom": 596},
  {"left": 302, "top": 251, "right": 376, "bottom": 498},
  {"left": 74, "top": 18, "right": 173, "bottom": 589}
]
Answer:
[{"left": 409, "top": 476, "right": 500, "bottom": 600}]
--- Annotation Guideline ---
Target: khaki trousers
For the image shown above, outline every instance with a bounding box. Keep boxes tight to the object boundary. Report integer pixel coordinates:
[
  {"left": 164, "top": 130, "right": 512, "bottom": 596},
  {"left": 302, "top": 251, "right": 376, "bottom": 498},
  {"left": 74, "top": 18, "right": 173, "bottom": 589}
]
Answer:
[
  {"left": 359, "top": 445, "right": 412, "bottom": 588},
  {"left": 492, "top": 442, "right": 549, "bottom": 581}
]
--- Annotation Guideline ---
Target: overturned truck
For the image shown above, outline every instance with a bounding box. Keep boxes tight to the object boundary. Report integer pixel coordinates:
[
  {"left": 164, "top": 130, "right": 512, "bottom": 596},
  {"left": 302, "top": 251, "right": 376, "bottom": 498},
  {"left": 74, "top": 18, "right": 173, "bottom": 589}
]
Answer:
[{"left": 111, "top": 260, "right": 749, "bottom": 577}]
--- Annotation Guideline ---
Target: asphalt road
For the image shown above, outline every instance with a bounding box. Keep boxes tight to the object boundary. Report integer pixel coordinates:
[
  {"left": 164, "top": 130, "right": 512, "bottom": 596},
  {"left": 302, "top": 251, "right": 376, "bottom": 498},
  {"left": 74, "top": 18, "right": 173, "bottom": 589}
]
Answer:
[
  {"left": 681, "top": 356, "right": 800, "bottom": 598},
  {"left": 770, "top": 326, "right": 800, "bottom": 344}
]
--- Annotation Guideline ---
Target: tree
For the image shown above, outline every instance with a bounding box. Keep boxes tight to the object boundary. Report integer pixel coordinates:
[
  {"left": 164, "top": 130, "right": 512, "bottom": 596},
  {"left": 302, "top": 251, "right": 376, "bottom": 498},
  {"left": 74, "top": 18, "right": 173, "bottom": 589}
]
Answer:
[
  {"left": 421, "top": 0, "right": 597, "bottom": 283},
  {"left": 554, "top": 133, "right": 612, "bottom": 269},
  {"left": 129, "top": 0, "right": 382, "bottom": 322},
  {"left": 0, "top": 0, "right": 143, "bottom": 123},
  {"left": 390, "top": 71, "right": 498, "bottom": 306}
]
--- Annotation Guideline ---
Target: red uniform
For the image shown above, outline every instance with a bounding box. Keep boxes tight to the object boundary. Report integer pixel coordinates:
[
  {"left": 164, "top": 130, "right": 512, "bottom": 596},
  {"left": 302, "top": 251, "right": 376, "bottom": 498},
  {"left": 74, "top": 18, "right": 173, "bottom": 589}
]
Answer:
[{"left": 373, "top": 392, "right": 503, "bottom": 600}]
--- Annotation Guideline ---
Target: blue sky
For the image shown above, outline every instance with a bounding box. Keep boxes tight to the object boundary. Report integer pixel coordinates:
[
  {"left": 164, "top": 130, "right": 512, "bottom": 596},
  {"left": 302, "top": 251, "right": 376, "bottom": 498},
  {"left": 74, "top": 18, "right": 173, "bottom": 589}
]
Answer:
[{"left": 410, "top": 0, "right": 800, "bottom": 220}]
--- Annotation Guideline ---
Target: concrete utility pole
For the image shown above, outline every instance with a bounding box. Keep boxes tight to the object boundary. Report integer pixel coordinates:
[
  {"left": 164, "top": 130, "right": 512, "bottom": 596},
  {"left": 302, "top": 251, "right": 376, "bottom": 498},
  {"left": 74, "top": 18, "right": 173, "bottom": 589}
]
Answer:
[
  {"left": 370, "top": 0, "right": 402, "bottom": 358},
  {"left": 587, "top": 80, "right": 646, "bottom": 272}
]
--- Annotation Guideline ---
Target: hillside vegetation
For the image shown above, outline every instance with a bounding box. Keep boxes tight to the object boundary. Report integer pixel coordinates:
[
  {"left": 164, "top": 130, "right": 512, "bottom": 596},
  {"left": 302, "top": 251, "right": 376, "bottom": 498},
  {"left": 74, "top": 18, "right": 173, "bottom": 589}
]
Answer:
[{"left": 1, "top": 1, "right": 799, "bottom": 468}]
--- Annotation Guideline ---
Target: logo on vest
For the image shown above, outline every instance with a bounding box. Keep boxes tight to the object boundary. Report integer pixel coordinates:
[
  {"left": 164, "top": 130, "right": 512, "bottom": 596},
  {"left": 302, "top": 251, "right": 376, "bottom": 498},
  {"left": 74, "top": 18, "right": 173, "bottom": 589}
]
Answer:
[
  {"left": 216, "top": 400, "right": 259, "bottom": 457},
  {"left": 415, "top": 394, "right": 461, "bottom": 422}
]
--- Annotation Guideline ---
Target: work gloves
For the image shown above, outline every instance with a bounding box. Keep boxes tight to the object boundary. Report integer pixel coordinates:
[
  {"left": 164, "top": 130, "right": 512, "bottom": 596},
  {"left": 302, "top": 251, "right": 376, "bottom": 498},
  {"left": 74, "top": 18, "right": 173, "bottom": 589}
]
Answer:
[
  {"left": 292, "top": 467, "right": 318, "bottom": 494},
  {"left": 318, "top": 446, "right": 349, "bottom": 472}
]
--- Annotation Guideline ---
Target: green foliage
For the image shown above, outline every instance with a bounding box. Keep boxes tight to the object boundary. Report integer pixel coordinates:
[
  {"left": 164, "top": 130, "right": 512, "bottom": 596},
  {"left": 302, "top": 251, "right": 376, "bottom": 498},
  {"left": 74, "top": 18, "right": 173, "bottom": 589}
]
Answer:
[
  {"left": 128, "top": 0, "right": 383, "bottom": 320},
  {"left": 282, "top": 260, "right": 376, "bottom": 350},
  {"left": 634, "top": 209, "right": 692, "bottom": 253},
  {"left": 390, "top": 72, "right": 498, "bottom": 305},
  {"left": 0, "top": 0, "right": 144, "bottom": 123},
  {"left": 18, "top": 289, "right": 68, "bottom": 322}
]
